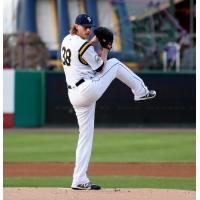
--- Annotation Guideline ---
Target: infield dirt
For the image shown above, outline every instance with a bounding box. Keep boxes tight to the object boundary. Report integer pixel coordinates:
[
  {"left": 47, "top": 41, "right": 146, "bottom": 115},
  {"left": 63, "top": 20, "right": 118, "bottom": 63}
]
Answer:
[
  {"left": 4, "top": 162, "right": 195, "bottom": 177},
  {"left": 4, "top": 188, "right": 195, "bottom": 200}
]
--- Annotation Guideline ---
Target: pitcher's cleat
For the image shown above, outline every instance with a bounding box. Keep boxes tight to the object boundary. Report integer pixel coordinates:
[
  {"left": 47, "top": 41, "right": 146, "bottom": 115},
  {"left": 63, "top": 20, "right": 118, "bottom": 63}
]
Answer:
[
  {"left": 135, "top": 90, "right": 156, "bottom": 101},
  {"left": 71, "top": 182, "right": 101, "bottom": 190}
]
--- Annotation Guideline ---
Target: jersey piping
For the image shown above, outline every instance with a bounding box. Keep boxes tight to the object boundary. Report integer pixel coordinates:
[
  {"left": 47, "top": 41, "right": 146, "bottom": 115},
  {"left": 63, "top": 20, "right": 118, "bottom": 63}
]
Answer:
[{"left": 78, "top": 42, "right": 91, "bottom": 65}]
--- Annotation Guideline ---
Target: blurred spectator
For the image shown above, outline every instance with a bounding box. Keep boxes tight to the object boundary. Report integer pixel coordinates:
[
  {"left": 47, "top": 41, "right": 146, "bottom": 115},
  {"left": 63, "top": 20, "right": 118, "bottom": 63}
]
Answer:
[
  {"left": 181, "top": 36, "right": 196, "bottom": 70},
  {"left": 162, "top": 41, "right": 180, "bottom": 72}
]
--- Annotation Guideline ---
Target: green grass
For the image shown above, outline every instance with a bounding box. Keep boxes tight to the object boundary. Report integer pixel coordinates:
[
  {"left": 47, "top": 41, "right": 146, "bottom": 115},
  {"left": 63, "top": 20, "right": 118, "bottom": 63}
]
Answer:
[
  {"left": 3, "top": 131, "right": 195, "bottom": 163},
  {"left": 3, "top": 176, "right": 195, "bottom": 191},
  {"left": 3, "top": 130, "right": 196, "bottom": 190}
]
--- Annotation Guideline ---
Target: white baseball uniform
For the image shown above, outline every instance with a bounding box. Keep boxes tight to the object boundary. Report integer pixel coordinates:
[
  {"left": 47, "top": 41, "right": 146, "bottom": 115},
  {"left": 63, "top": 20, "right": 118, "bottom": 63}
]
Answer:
[{"left": 61, "top": 34, "right": 149, "bottom": 187}]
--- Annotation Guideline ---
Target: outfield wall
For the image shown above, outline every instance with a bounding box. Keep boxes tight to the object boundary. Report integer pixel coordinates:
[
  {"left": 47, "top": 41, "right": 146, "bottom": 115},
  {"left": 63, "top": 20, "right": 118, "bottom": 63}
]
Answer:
[
  {"left": 3, "top": 70, "right": 195, "bottom": 128},
  {"left": 45, "top": 71, "right": 196, "bottom": 127}
]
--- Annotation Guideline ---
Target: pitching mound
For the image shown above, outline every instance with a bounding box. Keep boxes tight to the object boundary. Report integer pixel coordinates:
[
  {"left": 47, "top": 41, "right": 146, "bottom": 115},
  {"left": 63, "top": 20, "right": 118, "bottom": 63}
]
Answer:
[{"left": 4, "top": 187, "right": 195, "bottom": 200}]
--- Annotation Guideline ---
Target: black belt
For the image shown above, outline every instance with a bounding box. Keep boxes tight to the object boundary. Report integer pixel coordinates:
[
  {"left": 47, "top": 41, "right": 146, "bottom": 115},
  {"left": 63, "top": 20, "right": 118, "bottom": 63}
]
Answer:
[{"left": 68, "top": 79, "right": 85, "bottom": 89}]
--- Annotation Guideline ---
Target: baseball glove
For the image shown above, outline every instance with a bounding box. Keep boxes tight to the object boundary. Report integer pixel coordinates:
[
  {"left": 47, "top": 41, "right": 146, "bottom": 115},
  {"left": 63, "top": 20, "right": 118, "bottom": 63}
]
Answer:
[{"left": 93, "top": 27, "right": 113, "bottom": 50}]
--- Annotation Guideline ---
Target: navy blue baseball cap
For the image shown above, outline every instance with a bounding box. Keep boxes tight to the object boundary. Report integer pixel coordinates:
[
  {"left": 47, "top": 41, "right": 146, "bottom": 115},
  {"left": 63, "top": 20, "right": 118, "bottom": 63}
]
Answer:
[{"left": 75, "top": 14, "right": 95, "bottom": 28}]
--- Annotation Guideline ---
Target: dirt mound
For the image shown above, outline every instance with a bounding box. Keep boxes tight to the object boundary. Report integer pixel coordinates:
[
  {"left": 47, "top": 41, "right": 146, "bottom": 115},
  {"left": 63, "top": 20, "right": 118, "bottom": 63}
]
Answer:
[{"left": 4, "top": 188, "right": 195, "bottom": 200}]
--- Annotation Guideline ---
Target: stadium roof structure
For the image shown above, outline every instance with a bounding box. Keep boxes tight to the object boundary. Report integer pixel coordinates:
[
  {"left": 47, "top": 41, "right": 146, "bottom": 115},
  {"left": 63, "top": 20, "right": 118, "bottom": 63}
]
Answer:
[{"left": 126, "top": 0, "right": 185, "bottom": 21}]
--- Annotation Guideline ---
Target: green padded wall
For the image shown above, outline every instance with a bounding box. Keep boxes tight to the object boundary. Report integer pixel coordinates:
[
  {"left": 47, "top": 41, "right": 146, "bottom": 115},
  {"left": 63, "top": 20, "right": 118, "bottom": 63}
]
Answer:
[{"left": 14, "top": 71, "right": 45, "bottom": 127}]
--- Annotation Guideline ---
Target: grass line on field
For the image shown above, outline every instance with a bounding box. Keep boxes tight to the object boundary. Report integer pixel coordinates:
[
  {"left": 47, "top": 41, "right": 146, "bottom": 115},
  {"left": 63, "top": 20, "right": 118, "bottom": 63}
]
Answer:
[
  {"left": 3, "top": 176, "right": 196, "bottom": 191},
  {"left": 4, "top": 128, "right": 196, "bottom": 134},
  {"left": 4, "top": 132, "right": 196, "bottom": 163}
]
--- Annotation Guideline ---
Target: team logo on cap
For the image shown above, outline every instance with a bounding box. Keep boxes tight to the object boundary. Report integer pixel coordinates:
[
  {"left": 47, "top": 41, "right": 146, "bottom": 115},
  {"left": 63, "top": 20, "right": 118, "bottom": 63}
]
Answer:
[{"left": 87, "top": 17, "right": 92, "bottom": 23}]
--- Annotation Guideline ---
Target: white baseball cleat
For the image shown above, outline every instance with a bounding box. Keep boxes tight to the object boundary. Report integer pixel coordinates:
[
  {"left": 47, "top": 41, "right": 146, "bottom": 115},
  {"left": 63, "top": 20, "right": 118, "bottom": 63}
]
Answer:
[
  {"left": 71, "top": 182, "right": 101, "bottom": 190},
  {"left": 135, "top": 90, "right": 156, "bottom": 101}
]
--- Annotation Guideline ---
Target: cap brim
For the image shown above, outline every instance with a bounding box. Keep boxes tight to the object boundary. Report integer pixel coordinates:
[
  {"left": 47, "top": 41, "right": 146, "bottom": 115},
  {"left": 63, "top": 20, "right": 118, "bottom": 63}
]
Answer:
[{"left": 82, "top": 24, "right": 96, "bottom": 28}]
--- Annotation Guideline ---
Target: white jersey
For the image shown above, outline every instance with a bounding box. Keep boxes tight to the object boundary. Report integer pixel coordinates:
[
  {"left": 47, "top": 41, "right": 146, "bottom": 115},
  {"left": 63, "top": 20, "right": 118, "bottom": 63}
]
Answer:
[{"left": 61, "top": 34, "right": 104, "bottom": 86}]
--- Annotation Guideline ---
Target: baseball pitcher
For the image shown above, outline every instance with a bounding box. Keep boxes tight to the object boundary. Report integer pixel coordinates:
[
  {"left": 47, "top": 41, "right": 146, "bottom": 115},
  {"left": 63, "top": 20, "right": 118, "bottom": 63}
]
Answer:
[{"left": 61, "top": 13, "right": 156, "bottom": 190}]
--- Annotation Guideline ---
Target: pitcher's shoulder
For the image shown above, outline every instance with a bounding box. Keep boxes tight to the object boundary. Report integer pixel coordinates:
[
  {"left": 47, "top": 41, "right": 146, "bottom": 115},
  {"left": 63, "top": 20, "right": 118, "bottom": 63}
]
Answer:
[
  {"left": 62, "top": 35, "right": 88, "bottom": 50},
  {"left": 74, "top": 35, "right": 88, "bottom": 44}
]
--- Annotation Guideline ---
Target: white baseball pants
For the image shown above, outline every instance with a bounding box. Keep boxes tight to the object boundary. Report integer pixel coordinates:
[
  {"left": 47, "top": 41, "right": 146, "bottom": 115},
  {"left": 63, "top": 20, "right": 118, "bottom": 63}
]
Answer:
[{"left": 69, "top": 58, "right": 149, "bottom": 187}]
